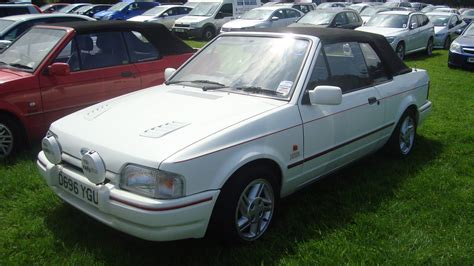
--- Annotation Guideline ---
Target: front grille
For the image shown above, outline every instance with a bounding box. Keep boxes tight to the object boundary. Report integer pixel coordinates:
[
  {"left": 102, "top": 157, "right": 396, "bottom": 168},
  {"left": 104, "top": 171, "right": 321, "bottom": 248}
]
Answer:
[
  {"left": 175, "top": 24, "right": 189, "bottom": 28},
  {"left": 462, "top": 47, "right": 474, "bottom": 55}
]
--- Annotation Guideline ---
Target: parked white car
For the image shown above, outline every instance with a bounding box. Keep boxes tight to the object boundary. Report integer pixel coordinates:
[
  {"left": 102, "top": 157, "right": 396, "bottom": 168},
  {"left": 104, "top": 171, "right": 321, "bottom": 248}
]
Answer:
[
  {"left": 220, "top": 6, "right": 303, "bottom": 33},
  {"left": 357, "top": 11, "right": 434, "bottom": 59},
  {"left": 426, "top": 12, "right": 466, "bottom": 49},
  {"left": 38, "top": 27, "right": 432, "bottom": 243},
  {"left": 128, "top": 5, "right": 193, "bottom": 30}
]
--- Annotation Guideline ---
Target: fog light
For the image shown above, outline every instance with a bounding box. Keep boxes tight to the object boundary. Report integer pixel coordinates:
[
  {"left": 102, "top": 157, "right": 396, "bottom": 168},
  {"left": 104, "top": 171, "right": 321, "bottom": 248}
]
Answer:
[{"left": 42, "top": 134, "right": 62, "bottom": 164}]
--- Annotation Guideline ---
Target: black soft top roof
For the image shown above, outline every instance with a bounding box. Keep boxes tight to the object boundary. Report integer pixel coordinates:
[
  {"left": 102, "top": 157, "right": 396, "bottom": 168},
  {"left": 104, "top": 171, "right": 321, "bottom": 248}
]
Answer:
[
  {"left": 254, "top": 27, "right": 411, "bottom": 76},
  {"left": 50, "top": 21, "right": 194, "bottom": 55}
]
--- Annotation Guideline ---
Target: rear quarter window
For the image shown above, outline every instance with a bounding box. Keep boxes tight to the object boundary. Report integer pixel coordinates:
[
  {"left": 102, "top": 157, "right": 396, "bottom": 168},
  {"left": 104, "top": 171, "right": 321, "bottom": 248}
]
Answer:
[{"left": 123, "top": 31, "right": 160, "bottom": 63}]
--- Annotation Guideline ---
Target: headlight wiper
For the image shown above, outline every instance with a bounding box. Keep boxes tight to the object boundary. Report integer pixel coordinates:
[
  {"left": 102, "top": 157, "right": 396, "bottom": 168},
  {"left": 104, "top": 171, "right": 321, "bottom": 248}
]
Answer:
[{"left": 234, "top": 86, "right": 278, "bottom": 96}]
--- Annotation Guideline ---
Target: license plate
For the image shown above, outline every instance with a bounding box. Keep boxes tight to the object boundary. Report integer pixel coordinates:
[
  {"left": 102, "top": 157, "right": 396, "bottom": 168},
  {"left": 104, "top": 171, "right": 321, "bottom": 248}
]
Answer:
[
  {"left": 58, "top": 170, "right": 99, "bottom": 206},
  {"left": 468, "top": 57, "right": 474, "bottom": 63},
  {"left": 174, "top": 28, "right": 185, "bottom": 32}
]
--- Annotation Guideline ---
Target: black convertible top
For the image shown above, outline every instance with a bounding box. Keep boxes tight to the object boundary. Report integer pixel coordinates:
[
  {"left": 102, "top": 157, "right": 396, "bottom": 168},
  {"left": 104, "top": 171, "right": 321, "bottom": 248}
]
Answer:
[
  {"left": 49, "top": 21, "right": 194, "bottom": 55},
  {"left": 255, "top": 27, "right": 411, "bottom": 76}
]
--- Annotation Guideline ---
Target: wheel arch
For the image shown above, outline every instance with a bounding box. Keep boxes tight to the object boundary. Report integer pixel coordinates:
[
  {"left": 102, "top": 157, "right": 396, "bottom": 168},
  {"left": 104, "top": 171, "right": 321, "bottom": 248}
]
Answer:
[{"left": 0, "top": 108, "right": 29, "bottom": 147}]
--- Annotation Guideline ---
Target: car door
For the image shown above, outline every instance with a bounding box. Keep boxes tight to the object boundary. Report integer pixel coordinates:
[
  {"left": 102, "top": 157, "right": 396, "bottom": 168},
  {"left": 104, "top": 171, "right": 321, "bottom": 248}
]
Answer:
[
  {"left": 406, "top": 14, "right": 421, "bottom": 52},
  {"left": 269, "top": 9, "right": 287, "bottom": 28},
  {"left": 283, "top": 9, "right": 301, "bottom": 26},
  {"left": 39, "top": 32, "right": 141, "bottom": 124},
  {"left": 416, "top": 14, "right": 431, "bottom": 49},
  {"left": 298, "top": 42, "right": 384, "bottom": 185},
  {"left": 215, "top": 3, "right": 234, "bottom": 30}
]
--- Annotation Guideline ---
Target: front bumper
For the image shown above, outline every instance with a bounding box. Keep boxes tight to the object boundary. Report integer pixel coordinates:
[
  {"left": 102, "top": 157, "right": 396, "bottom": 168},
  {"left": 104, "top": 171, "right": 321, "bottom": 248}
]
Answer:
[
  {"left": 418, "top": 101, "right": 432, "bottom": 126},
  {"left": 448, "top": 51, "right": 474, "bottom": 70},
  {"left": 172, "top": 27, "right": 202, "bottom": 38},
  {"left": 37, "top": 151, "right": 219, "bottom": 241}
]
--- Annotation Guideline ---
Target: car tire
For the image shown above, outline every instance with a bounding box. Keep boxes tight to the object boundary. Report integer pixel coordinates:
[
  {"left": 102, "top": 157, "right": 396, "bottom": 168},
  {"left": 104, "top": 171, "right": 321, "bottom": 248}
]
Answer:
[
  {"left": 202, "top": 27, "right": 215, "bottom": 41},
  {"left": 426, "top": 38, "right": 433, "bottom": 56},
  {"left": 443, "top": 36, "right": 451, "bottom": 50},
  {"left": 0, "top": 114, "right": 23, "bottom": 159},
  {"left": 396, "top": 42, "right": 405, "bottom": 60},
  {"left": 385, "top": 110, "right": 417, "bottom": 158},
  {"left": 207, "top": 164, "right": 279, "bottom": 243}
]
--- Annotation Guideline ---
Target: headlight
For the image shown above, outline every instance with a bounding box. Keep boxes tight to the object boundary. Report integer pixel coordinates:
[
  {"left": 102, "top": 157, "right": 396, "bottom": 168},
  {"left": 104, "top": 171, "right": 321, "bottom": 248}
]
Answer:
[
  {"left": 42, "top": 131, "right": 62, "bottom": 164},
  {"left": 450, "top": 41, "right": 461, "bottom": 53},
  {"left": 120, "top": 164, "right": 184, "bottom": 199},
  {"left": 385, "top": 37, "right": 396, "bottom": 43},
  {"left": 189, "top": 22, "right": 198, "bottom": 28},
  {"left": 241, "top": 26, "right": 255, "bottom": 30}
]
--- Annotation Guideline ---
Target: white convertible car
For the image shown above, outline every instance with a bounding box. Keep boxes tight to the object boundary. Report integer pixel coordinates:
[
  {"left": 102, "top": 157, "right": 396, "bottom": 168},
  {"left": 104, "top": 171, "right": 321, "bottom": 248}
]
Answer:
[{"left": 38, "top": 28, "right": 432, "bottom": 243}]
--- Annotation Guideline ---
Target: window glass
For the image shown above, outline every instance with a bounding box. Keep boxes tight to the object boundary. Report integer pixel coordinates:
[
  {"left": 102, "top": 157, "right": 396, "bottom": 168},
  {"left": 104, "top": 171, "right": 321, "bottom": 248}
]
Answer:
[
  {"left": 306, "top": 50, "right": 329, "bottom": 91},
  {"left": 334, "top": 13, "right": 347, "bottom": 25},
  {"left": 273, "top": 9, "right": 285, "bottom": 19},
  {"left": 219, "top": 3, "right": 233, "bottom": 17},
  {"left": 299, "top": 5, "right": 309, "bottom": 13},
  {"left": 360, "top": 43, "right": 389, "bottom": 84},
  {"left": 285, "top": 9, "right": 300, "bottom": 18},
  {"left": 78, "top": 32, "right": 129, "bottom": 70},
  {"left": 123, "top": 31, "right": 159, "bottom": 63},
  {"left": 346, "top": 12, "right": 359, "bottom": 23},
  {"left": 52, "top": 39, "right": 80, "bottom": 71},
  {"left": 6, "top": 7, "right": 29, "bottom": 16},
  {"left": 323, "top": 42, "right": 371, "bottom": 93}
]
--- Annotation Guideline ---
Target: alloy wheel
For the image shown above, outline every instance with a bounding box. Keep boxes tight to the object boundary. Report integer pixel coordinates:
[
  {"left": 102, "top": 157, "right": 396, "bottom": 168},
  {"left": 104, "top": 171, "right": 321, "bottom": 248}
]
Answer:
[
  {"left": 235, "top": 178, "right": 275, "bottom": 241},
  {"left": 0, "top": 123, "right": 13, "bottom": 158},
  {"left": 399, "top": 116, "right": 415, "bottom": 155}
]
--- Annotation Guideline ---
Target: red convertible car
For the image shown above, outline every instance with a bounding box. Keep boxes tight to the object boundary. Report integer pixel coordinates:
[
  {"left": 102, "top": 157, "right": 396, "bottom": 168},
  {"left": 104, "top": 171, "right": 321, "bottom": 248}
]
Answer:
[{"left": 0, "top": 21, "right": 195, "bottom": 158}]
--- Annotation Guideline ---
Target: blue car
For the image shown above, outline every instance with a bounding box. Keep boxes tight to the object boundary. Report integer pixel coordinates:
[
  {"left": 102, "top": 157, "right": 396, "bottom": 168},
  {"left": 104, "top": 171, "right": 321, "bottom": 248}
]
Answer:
[
  {"left": 94, "top": 1, "right": 159, "bottom": 20},
  {"left": 448, "top": 22, "right": 474, "bottom": 69}
]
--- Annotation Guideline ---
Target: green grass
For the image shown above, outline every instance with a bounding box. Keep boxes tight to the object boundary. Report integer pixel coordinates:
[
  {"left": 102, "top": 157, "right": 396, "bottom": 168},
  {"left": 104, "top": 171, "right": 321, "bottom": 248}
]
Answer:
[{"left": 1, "top": 50, "right": 473, "bottom": 265}]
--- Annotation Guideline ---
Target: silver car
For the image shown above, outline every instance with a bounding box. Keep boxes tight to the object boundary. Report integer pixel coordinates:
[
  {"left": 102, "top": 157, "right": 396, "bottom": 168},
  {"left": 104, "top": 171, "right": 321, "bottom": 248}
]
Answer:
[
  {"left": 426, "top": 12, "right": 466, "bottom": 49},
  {"left": 128, "top": 5, "right": 193, "bottom": 30},
  {"left": 221, "top": 6, "right": 303, "bottom": 33},
  {"left": 357, "top": 11, "right": 434, "bottom": 60}
]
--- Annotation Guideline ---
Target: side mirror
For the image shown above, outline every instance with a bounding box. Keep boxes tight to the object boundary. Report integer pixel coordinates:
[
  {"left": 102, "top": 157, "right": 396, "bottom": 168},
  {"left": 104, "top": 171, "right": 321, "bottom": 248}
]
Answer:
[
  {"left": 271, "top": 16, "right": 279, "bottom": 21},
  {"left": 0, "top": 40, "right": 12, "bottom": 50},
  {"left": 215, "top": 12, "right": 223, "bottom": 19},
  {"left": 161, "top": 12, "right": 168, "bottom": 17},
  {"left": 164, "top": 67, "right": 176, "bottom": 80},
  {"left": 48, "top": 63, "right": 70, "bottom": 76},
  {"left": 308, "top": 85, "right": 342, "bottom": 105},
  {"left": 410, "top": 22, "right": 417, "bottom": 29},
  {"left": 455, "top": 28, "right": 463, "bottom": 34}
]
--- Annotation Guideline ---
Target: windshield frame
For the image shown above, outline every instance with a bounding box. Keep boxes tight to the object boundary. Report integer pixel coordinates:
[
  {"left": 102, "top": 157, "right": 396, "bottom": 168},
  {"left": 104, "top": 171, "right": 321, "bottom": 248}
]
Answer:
[
  {"left": 0, "top": 27, "right": 68, "bottom": 73},
  {"left": 166, "top": 33, "right": 314, "bottom": 102}
]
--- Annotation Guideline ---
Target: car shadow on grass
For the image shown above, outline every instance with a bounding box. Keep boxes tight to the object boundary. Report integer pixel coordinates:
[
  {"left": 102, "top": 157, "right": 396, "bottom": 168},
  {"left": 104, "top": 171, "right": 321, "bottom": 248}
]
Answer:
[
  {"left": 405, "top": 50, "right": 444, "bottom": 62},
  {"left": 44, "top": 135, "right": 443, "bottom": 265}
]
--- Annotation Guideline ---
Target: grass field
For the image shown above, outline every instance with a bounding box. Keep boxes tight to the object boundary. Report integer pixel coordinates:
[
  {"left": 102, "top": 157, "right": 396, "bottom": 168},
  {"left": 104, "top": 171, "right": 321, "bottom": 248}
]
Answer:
[{"left": 1, "top": 49, "right": 473, "bottom": 265}]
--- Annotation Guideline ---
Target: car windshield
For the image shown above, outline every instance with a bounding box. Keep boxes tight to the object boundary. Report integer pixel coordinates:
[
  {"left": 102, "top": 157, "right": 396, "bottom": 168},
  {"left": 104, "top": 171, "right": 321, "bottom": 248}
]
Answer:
[
  {"left": 361, "top": 7, "right": 382, "bottom": 16},
  {"left": 189, "top": 2, "right": 220, "bottom": 16},
  {"left": 75, "top": 5, "right": 91, "bottom": 13},
  {"left": 366, "top": 14, "right": 408, "bottom": 28},
  {"left": 241, "top": 9, "right": 273, "bottom": 20},
  {"left": 143, "top": 6, "right": 169, "bottom": 16},
  {"left": 462, "top": 10, "right": 474, "bottom": 16},
  {"left": 109, "top": 2, "right": 129, "bottom": 11},
  {"left": 349, "top": 5, "right": 364, "bottom": 13},
  {"left": 168, "top": 36, "right": 310, "bottom": 100},
  {"left": 317, "top": 3, "right": 333, "bottom": 9},
  {"left": 433, "top": 8, "right": 451, "bottom": 13},
  {"left": 427, "top": 15, "right": 450, "bottom": 27},
  {"left": 297, "top": 11, "right": 335, "bottom": 25},
  {"left": 421, "top": 6, "right": 435, "bottom": 12},
  {"left": 59, "top": 4, "right": 83, "bottom": 13},
  {"left": 0, "top": 28, "right": 65, "bottom": 72},
  {"left": 383, "top": 2, "right": 398, "bottom": 8},
  {"left": 463, "top": 24, "right": 474, "bottom": 36},
  {"left": 0, "top": 19, "right": 14, "bottom": 33}
]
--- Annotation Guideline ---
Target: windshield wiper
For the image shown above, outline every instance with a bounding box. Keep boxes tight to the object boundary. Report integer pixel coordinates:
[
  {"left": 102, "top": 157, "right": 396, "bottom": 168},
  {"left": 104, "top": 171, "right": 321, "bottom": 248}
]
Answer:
[
  {"left": 234, "top": 86, "right": 278, "bottom": 96},
  {"left": 167, "top": 79, "right": 227, "bottom": 90},
  {"left": 9, "top": 63, "right": 32, "bottom": 70}
]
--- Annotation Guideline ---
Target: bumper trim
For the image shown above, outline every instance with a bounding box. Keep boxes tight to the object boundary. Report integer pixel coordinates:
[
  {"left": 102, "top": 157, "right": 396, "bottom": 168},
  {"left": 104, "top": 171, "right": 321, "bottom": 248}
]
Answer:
[{"left": 109, "top": 195, "right": 213, "bottom": 211}]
